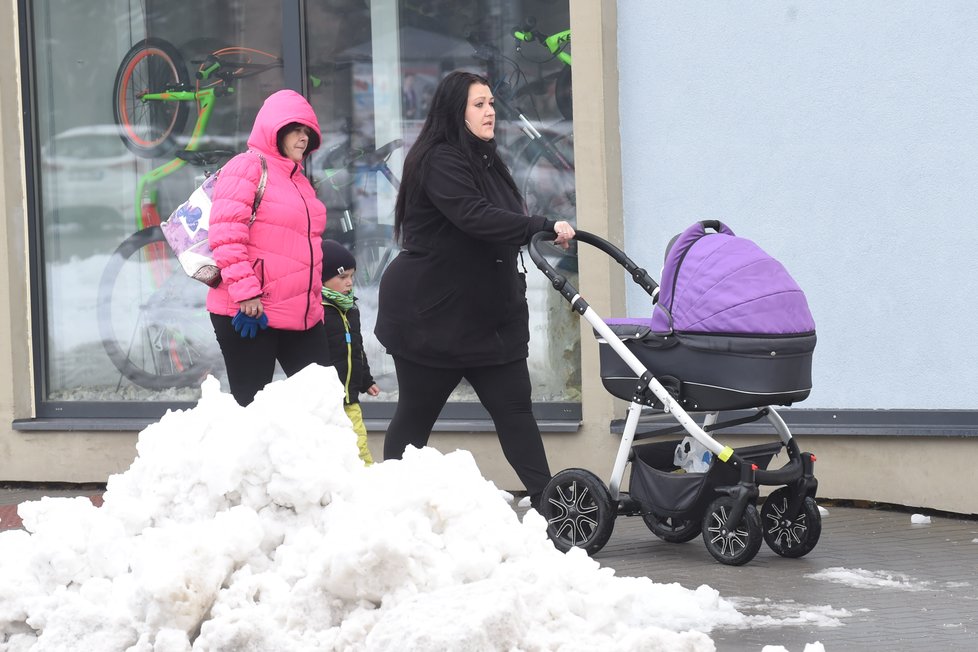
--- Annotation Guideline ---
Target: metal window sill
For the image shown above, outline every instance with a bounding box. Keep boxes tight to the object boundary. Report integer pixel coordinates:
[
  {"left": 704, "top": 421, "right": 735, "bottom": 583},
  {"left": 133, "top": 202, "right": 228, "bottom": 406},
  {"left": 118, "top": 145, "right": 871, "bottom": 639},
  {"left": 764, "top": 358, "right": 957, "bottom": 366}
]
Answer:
[
  {"left": 13, "top": 417, "right": 583, "bottom": 434},
  {"left": 611, "top": 408, "right": 978, "bottom": 438}
]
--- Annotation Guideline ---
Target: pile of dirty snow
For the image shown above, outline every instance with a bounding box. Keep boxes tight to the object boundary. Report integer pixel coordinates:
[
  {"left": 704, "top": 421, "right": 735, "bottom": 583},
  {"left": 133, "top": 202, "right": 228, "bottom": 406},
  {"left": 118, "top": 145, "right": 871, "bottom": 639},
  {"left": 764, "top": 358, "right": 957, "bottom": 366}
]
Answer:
[{"left": 0, "top": 365, "right": 756, "bottom": 651}]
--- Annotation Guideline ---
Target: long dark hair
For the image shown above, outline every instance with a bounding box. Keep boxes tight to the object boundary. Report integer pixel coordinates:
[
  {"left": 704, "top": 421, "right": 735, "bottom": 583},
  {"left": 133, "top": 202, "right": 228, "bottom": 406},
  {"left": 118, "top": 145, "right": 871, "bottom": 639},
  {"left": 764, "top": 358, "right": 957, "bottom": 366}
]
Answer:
[{"left": 393, "top": 70, "right": 520, "bottom": 241}]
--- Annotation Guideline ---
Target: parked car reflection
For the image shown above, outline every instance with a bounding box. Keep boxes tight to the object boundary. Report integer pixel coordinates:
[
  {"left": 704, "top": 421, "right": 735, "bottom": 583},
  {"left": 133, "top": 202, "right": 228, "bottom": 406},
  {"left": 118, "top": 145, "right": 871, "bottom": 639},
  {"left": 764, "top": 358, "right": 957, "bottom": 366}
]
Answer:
[{"left": 40, "top": 124, "right": 139, "bottom": 259}]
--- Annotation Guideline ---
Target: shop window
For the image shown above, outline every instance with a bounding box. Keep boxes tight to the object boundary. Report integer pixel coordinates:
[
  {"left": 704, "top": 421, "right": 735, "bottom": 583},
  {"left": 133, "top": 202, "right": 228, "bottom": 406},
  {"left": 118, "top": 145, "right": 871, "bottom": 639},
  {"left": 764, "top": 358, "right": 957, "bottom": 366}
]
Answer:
[{"left": 26, "top": 0, "right": 577, "bottom": 420}]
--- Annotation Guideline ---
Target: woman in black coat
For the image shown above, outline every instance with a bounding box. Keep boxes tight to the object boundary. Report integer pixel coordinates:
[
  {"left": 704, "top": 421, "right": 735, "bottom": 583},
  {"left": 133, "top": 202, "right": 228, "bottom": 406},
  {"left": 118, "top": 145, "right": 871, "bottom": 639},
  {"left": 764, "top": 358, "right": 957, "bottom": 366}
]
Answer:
[{"left": 375, "top": 70, "right": 575, "bottom": 507}]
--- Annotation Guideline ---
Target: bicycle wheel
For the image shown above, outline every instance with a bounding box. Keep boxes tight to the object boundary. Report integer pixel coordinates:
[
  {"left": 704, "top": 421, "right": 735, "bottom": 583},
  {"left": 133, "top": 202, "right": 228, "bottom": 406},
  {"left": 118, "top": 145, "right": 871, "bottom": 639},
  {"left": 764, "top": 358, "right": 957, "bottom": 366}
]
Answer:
[
  {"left": 113, "top": 38, "right": 190, "bottom": 158},
  {"left": 97, "top": 227, "right": 217, "bottom": 390},
  {"left": 519, "top": 131, "right": 576, "bottom": 267},
  {"left": 349, "top": 225, "right": 399, "bottom": 288},
  {"left": 519, "top": 131, "right": 576, "bottom": 225},
  {"left": 555, "top": 66, "right": 573, "bottom": 121}
]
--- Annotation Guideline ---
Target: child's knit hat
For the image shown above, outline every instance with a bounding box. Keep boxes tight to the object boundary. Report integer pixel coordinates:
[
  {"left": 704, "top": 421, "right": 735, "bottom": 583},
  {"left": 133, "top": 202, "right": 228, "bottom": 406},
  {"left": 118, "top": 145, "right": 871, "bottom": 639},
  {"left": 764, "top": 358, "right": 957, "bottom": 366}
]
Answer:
[{"left": 322, "top": 239, "right": 356, "bottom": 281}]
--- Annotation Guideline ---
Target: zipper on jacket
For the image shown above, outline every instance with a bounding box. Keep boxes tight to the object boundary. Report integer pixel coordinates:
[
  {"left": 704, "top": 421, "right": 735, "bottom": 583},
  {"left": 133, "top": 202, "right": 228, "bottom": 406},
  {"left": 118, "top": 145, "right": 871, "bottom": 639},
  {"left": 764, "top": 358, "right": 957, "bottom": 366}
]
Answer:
[
  {"left": 292, "top": 174, "right": 315, "bottom": 329},
  {"left": 324, "top": 302, "right": 353, "bottom": 403}
]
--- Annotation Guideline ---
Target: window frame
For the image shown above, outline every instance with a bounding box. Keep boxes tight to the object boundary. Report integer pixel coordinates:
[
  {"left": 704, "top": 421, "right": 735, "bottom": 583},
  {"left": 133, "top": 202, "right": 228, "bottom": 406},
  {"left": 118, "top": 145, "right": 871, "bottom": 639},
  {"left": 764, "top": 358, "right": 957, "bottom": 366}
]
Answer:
[{"left": 18, "top": 0, "right": 583, "bottom": 426}]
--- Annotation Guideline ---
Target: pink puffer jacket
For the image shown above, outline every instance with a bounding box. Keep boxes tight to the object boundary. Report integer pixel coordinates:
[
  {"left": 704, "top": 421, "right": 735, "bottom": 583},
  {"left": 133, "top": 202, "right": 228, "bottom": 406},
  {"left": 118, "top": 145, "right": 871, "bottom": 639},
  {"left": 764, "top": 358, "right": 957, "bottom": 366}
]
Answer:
[{"left": 207, "top": 89, "right": 327, "bottom": 330}]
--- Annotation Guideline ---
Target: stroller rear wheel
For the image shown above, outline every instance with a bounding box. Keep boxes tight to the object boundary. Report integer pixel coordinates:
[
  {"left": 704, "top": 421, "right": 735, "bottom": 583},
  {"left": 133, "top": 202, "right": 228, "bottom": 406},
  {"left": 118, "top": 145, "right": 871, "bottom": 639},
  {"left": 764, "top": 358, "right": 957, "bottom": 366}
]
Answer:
[
  {"left": 642, "top": 513, "right": 701, "bottom": 543},
  {"left": 541, "top": 468, "right": 616, "bottom": 555},
  {"left": 761, "top": 487, "right": 822, "bottom": 558},
  {"left": 702, "top": 496, "right": 763, "bottom": 566}
]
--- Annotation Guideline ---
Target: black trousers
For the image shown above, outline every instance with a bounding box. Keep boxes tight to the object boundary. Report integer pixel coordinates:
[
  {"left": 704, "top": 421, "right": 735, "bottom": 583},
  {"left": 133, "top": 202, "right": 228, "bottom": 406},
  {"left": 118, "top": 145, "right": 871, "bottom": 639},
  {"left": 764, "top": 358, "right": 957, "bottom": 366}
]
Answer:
[
  {"left": 383, "top": 355, "right": 552, "bottom": 496},
  {"left": 211, "top": 314, "right": 331, "bottom": 406}
]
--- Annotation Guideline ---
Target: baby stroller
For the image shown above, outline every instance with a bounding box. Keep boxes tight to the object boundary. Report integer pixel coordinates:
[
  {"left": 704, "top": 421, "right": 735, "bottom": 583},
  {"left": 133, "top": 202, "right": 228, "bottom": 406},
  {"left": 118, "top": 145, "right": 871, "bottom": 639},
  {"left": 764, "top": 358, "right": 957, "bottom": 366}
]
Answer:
[{"left": 528, "top": 221, "right": 820, "bottom": 566}]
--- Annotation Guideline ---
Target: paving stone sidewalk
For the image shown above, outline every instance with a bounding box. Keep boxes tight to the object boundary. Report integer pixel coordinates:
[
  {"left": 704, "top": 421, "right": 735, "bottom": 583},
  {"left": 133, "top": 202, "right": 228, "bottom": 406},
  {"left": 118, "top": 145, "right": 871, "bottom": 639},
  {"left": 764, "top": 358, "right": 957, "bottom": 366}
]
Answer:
[{"left": 588, "top": 502, "right": 978, "bottom": 651}]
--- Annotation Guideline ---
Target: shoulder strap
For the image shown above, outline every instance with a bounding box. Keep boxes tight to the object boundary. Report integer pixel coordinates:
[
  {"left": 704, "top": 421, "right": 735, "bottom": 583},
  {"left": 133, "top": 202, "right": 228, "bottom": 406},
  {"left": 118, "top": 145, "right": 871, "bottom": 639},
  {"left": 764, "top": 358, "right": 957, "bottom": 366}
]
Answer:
[{"left": 249, "top": 152, "right": 268, "bottom": 226}]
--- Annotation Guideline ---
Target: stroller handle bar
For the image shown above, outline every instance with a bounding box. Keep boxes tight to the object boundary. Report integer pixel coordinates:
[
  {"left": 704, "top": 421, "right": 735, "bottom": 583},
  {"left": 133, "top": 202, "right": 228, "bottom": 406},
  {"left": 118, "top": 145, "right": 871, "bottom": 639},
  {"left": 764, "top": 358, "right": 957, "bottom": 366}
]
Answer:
[{"left": 528, "top": 230, "right": 659, "bottom": 315}]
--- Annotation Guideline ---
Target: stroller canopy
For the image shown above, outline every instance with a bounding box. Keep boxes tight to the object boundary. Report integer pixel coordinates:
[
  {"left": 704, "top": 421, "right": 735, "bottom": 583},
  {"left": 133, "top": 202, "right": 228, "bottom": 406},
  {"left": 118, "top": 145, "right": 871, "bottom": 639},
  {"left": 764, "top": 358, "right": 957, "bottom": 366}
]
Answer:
[{"left": 650, "top": 221, "right": 815, "bottom": 336}]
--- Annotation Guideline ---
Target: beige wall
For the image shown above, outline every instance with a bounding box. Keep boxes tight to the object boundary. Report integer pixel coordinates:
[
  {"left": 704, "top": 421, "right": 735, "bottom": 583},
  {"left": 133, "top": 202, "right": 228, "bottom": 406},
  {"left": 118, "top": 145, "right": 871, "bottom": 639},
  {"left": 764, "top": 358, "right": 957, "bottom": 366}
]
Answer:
[
  {"left": 0, "top": 1, "right": 25, "bottom": 446},
  {"left": 1, "top": 0, "right": 976, "bottom": 515},
  {"left": 0, "top": 1, "right": 140, "bottom": 482},
  {"left": 806, "top": 437, "right": 978, "bottom": 515}
]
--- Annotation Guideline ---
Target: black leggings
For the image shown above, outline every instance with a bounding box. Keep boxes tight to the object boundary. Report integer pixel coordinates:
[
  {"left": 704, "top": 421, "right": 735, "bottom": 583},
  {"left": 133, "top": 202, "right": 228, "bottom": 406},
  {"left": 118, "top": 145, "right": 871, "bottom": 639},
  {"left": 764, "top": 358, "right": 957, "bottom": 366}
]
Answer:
[
  {"left": 384, "top": 356, "right": 552, "bottom": 496},
  {"left": 211, "top": 314, "right": 331, "bottom": 406}
]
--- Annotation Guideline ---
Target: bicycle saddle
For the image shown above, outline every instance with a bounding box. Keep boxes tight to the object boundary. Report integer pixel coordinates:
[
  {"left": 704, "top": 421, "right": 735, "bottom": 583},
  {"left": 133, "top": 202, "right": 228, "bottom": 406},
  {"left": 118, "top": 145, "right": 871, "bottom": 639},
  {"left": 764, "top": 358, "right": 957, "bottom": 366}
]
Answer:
[{"left": 175, "top": 149, "right": 237, "bottom": 167}]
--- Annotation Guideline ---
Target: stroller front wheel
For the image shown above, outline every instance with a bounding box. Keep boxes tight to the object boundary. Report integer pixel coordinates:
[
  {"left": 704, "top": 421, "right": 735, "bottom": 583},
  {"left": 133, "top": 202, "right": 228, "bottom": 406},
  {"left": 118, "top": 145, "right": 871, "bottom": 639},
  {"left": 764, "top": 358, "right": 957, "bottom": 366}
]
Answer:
[
  {"left": 702, "top": 496, "right": 763, "bottom": 566},
  {"left": 760, "top": 487, "right": 822, "bottom": 558},
  {"left": 540, "top": 468, "right": 616, "bottom": 556}
]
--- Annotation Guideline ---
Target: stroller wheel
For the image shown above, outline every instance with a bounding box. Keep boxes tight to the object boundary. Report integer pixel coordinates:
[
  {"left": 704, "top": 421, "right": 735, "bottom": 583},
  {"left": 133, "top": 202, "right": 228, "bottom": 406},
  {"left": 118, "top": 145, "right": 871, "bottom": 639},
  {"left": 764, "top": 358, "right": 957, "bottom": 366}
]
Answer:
[
  {"left": 702, "top": 496, "right": 763, "bottom": 566},
  {"left": 541, "top": 468, "right": 616, "bottom": 555},
  {"left": 642, "top": 512, "right": 701, "bottom": 543},
  {"left": 760, "top": 487, "right": 822, "bottom": 558}
]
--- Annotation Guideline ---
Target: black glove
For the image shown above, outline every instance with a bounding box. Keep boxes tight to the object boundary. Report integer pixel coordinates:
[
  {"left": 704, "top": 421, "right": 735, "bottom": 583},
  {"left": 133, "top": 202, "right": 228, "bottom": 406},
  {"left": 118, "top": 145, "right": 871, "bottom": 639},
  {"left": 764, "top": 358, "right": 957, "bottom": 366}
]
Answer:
[{"left": 232, "top": 311, "right": 269, "bottom": 338}]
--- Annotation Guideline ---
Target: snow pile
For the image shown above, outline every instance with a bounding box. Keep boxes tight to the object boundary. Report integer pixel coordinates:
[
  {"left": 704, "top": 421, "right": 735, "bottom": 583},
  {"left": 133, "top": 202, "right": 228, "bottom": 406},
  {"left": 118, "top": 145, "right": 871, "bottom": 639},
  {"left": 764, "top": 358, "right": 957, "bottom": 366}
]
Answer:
[
  {"left": 0, "top": 365, "right": 753, "bottom": 651},
  {"left": 762, "top": 643, "right": 825, "bottom": 652}
]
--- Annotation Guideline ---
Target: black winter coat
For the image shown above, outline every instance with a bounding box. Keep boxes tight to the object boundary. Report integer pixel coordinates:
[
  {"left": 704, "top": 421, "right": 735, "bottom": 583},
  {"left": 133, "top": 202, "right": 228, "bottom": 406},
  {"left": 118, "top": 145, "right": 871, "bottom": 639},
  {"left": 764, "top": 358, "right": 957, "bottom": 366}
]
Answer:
[
  {"left": 375, "top": 136, "right": 556, "bottom": 368},
  {"left": 322, "top": 299, "right": 375, "bottom": 404}
]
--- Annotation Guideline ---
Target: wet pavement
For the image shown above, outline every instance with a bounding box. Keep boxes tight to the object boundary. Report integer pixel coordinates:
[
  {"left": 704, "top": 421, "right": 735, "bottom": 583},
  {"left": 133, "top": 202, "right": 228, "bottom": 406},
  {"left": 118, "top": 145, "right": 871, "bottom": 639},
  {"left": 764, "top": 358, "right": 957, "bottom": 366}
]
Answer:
[{"left": 586, "top": 501, "right": 978, "bottom": 651}]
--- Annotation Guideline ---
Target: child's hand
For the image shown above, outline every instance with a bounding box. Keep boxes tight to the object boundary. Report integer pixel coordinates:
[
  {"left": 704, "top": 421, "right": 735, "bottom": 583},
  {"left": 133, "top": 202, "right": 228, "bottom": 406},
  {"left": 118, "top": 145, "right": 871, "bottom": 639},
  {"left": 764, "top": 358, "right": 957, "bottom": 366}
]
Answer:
[{"left": 366, "top": 384, "right": 380, "bottom": 397}]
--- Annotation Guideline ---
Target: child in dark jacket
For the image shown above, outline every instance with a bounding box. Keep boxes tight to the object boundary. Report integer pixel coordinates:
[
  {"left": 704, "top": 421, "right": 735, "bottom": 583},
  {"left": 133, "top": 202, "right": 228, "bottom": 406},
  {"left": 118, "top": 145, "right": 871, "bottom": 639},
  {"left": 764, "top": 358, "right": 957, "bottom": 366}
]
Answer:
[{"left": 322, "top": 239, "right": 380, "bottom": 465}]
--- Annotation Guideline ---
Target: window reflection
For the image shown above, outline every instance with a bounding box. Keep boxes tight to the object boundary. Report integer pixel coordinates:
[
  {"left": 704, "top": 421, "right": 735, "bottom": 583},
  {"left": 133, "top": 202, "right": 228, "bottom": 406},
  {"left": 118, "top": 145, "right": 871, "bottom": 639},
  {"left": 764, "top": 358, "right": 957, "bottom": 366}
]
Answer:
[
  {"left": 32, "top": 0, "right": 577, "bottom": 408},
  {"left": 304, "top": 0, "right": 577, "bottom": 404}
]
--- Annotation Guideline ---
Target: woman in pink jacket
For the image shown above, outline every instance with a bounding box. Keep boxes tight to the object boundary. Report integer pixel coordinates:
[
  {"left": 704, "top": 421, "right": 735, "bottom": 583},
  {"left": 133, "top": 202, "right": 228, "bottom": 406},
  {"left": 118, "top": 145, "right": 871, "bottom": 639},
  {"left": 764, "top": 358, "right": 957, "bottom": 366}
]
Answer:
[{"left": 207, "top": 89, "right": 330, "bottom": 406}]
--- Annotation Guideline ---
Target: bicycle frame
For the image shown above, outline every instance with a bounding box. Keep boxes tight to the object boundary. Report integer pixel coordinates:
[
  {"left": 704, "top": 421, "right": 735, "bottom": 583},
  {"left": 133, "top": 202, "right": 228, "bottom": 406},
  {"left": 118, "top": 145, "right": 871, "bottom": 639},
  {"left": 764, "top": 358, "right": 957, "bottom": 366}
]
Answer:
[
  {"left": 133, "top": 87, "right": 220, "bottom": 230},
  {"left": 467, "top": 32, "right": 573, "bottom": 173},
  {"left": 513, "top": 27, "right": 571, "bottom": 66},
  {"left": 512, "top": 111, "right": 572, "bottom": 171},
  {"left": 124, "top": 46, "right": 282, "bottom": 231}
]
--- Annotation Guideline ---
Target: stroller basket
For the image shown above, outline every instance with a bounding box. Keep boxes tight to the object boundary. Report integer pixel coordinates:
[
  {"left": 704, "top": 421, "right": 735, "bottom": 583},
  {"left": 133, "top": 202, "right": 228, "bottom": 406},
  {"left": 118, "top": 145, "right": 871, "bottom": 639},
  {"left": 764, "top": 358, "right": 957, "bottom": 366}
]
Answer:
[
  {"left": 598, "top": 320, "right": 815, "bottom": 410},
  {"left": 629, "top": 439, "right": 783, "bottom": 517}
]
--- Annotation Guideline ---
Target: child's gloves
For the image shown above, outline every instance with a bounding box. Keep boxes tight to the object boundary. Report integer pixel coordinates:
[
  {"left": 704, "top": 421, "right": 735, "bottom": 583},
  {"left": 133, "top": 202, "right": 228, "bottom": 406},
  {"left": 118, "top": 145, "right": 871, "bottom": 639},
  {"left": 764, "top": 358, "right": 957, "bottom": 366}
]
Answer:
[{"left": 232, "top": 311, "right": 269, "bottom": 338}]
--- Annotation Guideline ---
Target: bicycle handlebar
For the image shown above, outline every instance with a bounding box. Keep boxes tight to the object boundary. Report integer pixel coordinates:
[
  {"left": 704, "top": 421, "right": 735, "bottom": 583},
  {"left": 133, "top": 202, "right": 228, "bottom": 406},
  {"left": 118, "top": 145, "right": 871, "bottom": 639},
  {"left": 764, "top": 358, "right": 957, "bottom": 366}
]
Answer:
[
  {"left": 364, "top": 139, "right": 403, "bottom": 167},
  {"left": 465, "top": 33, "right": 502, "bottom": 63},
  {"left": 513, "top": 16, "right": 542, "bottom": 43},
  {"left": 323, "top": 139, "right": 403, "bottom": 171},
  {"left": 512, "top": 18, "right": 571, "bottom": 66},
  {"left": 528, "top": 230, "right": 659, "bottom": 310}
]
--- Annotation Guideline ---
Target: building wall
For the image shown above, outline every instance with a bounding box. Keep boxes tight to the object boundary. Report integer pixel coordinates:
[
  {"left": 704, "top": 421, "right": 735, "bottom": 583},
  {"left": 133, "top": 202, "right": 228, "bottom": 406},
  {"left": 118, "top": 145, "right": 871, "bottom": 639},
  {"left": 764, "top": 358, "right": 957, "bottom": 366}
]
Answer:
[
  {"left": 1, "top": 0, "right": 976, "bottom": 515},
  {"left": 617, "top": 0, "right": 978, "bottom": 411}
]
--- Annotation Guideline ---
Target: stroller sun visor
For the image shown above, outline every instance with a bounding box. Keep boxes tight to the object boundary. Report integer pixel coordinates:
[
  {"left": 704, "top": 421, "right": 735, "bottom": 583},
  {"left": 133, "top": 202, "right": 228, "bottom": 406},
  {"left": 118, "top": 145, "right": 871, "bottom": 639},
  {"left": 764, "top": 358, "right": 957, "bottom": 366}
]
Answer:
[{"left": 650, "top": 222, "right": 815, "bottom": 336}]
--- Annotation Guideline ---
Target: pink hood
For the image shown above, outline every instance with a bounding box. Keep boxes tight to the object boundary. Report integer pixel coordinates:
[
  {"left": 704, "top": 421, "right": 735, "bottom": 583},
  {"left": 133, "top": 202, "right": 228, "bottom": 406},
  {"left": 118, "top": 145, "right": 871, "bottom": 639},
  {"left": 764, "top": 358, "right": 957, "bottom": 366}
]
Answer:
[{"left": 207, "top": 90, "right": 327, "bottom": 330}]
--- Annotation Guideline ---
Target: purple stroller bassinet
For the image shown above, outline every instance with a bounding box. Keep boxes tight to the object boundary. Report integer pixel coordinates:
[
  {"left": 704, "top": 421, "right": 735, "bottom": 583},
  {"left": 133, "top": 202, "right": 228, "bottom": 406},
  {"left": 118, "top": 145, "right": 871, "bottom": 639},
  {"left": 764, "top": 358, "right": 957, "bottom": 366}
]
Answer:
[{"left": 599, "top": 221, "right": 816, "bottom": 410}]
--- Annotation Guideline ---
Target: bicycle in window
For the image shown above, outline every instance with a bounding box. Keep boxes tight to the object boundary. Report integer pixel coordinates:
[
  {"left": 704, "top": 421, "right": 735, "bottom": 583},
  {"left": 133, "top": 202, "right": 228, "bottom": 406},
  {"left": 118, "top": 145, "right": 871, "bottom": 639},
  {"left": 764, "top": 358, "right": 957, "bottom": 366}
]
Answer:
[
  {"left": 100, "top": 38, "right": 400, "bottom": 391},
  {"left": 467, "top": 21, "right": 575, "bottom": 244}
]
